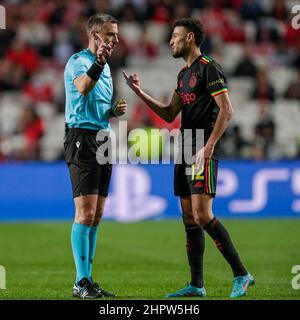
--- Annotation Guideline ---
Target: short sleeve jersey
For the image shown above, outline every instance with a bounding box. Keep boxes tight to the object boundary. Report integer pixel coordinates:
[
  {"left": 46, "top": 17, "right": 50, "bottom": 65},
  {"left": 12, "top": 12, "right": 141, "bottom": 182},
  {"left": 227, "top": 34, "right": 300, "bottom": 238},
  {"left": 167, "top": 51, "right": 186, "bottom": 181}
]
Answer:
[
  {"left": 175, "top": 55, "right": 228, "bottom": 159},
  {"left": 64, "top": 48, "right": 113, "bottom": 130}
]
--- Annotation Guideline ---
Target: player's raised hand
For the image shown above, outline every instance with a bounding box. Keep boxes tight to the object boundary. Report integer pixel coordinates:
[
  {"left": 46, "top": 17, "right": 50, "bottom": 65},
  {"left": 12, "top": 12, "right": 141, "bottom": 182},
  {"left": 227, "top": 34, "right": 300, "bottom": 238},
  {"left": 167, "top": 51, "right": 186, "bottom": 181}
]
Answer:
[
  {"left": 122, "top": 71, "right": 141, "bottom": 95},
  {"left": 94, "top": 33, "right": 112, "bottom": 64}
]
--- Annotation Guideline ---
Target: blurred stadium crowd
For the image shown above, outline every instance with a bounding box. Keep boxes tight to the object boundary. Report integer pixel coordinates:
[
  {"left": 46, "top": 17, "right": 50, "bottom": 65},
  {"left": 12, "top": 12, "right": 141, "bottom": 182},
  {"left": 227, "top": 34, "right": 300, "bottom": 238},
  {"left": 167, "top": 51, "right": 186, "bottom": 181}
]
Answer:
[{"left": 0, "top": 0, "right": 300, "bottom": 162}]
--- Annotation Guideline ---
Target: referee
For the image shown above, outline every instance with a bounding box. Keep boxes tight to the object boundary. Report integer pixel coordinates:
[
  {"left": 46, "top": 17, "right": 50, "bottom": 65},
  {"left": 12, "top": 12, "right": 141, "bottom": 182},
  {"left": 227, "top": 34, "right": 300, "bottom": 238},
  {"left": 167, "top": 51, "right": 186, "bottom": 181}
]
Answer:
[
  {"left": 64, "top": 14, "right": 127, "bottom": 299},
  {"left": 124, "top": 18, "right": 254, "bottom": 298}
]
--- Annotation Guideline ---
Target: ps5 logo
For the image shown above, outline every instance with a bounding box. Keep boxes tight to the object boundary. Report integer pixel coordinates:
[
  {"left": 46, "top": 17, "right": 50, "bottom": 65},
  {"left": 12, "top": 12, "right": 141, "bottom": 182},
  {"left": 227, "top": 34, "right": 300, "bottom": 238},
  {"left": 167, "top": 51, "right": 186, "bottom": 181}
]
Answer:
[
  {"left": 292, "top": 5, "right": 300, "bottom": 30},
  {"left": 0, "top": 5, "right": 5, "bottom": 29},
  {"left": 0, "top": 265, "right": 6, "bottom": 289},
  {"left": 106, "top": 165, "right": 167, "bottom": 222}
]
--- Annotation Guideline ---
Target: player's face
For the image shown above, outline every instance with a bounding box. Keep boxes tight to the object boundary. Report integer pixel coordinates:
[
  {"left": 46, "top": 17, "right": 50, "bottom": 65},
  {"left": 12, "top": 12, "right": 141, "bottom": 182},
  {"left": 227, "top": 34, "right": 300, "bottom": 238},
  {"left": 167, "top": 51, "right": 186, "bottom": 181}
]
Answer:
[
  {"left": 97, "top": 22, "right": 119, "bottom": 51},
  {"left": 170, "top": 27, "right": 189, "bottom": 58}
]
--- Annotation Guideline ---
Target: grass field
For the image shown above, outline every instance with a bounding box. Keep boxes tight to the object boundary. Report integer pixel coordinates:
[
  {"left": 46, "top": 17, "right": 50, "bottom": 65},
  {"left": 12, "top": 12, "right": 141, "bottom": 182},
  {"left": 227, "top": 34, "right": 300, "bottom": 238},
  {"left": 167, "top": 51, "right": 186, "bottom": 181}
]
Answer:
[{"left": 0, "top": 219, "right": 299, "bottom": 300}]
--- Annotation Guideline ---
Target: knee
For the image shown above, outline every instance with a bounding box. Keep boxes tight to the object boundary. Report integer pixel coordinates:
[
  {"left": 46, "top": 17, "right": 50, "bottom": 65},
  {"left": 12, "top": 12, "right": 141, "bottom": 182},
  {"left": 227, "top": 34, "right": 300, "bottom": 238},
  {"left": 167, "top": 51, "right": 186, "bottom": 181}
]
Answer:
[
  {"left": 198, "top": 211, "right": 214, "bottom": 227},
  {"left": 182, "top": 212, "right": 201, "bottom": 226},
  {"left": 93, "top": 210, "right": 104, "bottom": 225},
  {"left": 76, "top": 207, "right": 96, "bottom": 226}
]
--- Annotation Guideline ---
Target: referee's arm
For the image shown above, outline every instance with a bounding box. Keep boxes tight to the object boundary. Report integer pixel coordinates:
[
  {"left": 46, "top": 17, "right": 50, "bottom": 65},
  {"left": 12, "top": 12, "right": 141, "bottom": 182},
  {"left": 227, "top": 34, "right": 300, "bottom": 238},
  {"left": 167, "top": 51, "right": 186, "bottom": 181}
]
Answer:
[
  {"left": 74, "top": 44, "right": 112, "bottom": 96},
  {"left": 74, "top": 74, "right": 97, "bottom": 97}
]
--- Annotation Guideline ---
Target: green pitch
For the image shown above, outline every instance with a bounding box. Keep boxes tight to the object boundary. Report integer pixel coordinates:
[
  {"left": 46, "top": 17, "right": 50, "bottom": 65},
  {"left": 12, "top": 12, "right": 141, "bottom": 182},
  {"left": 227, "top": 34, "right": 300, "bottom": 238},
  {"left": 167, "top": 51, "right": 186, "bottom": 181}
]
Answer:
[{"left": 0, "top": 220, "right": 299, "bottom": 300}]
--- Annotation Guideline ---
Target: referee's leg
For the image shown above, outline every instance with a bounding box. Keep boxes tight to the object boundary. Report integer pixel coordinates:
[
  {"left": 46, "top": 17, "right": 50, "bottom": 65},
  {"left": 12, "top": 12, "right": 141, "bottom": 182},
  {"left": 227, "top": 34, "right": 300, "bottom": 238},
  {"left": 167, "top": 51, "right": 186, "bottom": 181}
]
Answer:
[
  {"left": 74, "top": 194, "right": 98, "bottom": 225},
  {"left": 87, "top": 196, "right": 107, "bottom": 279},
  {"left": 72, "top": 194, "right": 98, "bottom": 285}
]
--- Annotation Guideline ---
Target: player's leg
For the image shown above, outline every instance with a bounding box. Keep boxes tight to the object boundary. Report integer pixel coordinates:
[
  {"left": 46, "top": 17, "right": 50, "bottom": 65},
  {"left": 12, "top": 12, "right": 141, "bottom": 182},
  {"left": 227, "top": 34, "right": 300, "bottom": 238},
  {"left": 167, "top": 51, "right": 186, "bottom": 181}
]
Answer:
[
  {"left": 181, "top": 196, "right": 205, "bottom": 290},
  {"left": 190, "top": 158, "right": 247, "bottom": 277},
  {"left": 166, "top": 164, "right": 206, "bottom": 298},
  {"left": 192, "top": 193, "right": 254, "bottom": 297},
  {"left": 192, "top": 192, "right": 248, "bottom": 277}
]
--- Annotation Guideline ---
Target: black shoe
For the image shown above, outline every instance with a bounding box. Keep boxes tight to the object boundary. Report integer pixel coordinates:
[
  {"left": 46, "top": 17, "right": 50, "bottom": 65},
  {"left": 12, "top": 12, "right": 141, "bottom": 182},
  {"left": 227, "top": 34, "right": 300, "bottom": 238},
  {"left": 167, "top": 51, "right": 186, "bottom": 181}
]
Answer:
[
  {"left": 92, "top": 280, "right": 116, "bottom": 298},
  {"left": 72, "top": 278, "right": 99, "bottom": 299}
]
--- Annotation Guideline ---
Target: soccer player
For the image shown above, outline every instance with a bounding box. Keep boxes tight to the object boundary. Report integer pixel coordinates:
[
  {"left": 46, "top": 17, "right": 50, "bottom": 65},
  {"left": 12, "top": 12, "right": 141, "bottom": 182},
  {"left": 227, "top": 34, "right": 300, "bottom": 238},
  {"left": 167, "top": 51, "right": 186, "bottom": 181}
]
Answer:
[
  {"left": 64, "top": 14, "right": 127, "bottom": 299},
  {"left": 123, "top": 18, "right": 254, "bottom": 298}
]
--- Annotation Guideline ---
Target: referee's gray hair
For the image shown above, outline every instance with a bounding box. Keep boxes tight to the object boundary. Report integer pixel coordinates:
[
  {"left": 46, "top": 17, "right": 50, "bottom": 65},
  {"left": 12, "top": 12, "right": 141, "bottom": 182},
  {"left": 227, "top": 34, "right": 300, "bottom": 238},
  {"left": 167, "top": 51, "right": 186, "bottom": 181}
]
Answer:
[{"left": 86, "top": 14, "right": 118, "bottom": 37}]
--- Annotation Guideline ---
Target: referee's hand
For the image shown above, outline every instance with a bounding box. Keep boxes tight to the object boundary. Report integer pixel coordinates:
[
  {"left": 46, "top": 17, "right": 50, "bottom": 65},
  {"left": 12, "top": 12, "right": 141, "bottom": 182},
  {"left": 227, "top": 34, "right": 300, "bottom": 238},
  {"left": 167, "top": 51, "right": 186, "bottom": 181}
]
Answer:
[
  {"left": 95, "top": 33, "right": 113, "bottom": 64},
  {"left": 112, "top": 99, "right": 127, "bottom": 117}
]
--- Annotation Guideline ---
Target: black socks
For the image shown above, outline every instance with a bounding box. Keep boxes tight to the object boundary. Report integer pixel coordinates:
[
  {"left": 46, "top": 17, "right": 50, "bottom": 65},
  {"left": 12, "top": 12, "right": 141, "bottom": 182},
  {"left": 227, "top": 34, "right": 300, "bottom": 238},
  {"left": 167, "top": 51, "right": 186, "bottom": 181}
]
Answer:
[
  {"left": 185, "top": 225, "right": 205, "bottom": 288},
  {"left": 204, "top": 218, "right": 247, "bottom": 277}
]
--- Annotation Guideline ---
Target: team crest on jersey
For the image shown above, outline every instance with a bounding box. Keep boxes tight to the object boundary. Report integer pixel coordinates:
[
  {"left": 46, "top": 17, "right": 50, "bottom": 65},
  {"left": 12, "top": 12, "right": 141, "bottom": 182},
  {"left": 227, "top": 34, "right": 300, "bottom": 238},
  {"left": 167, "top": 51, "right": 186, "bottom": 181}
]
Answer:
[{"left": 189, "top": 75, "right": 197, "bottom": 88}]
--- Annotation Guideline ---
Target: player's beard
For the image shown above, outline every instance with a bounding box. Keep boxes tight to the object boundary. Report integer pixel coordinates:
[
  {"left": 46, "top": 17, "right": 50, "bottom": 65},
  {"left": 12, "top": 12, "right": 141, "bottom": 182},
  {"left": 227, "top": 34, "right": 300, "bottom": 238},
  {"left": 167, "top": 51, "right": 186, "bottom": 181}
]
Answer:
[{"left": 172, "top": 45, "right": 188, "bottom": 59}]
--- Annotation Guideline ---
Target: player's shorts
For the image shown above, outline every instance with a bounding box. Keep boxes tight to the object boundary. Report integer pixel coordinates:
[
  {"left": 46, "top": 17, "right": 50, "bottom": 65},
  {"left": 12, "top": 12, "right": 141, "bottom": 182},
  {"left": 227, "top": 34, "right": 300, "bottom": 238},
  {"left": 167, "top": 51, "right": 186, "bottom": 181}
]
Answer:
[
  {"left": 64, "top": 127, "right": 112, "bottom": 198},
  {"left": 174, "top": 158, "right": 218, "bottom": 198}
]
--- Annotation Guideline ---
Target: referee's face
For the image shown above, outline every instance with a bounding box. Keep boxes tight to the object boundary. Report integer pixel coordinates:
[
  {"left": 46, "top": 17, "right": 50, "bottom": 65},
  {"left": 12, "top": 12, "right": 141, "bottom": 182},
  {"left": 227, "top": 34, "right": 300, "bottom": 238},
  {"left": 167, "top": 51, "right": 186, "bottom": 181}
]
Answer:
[
  {"left": 170, "top": 26, "right": 189, "bottom": 58},
  {"left": 97, "top": 22, "right": 119, "bottom": 51}
]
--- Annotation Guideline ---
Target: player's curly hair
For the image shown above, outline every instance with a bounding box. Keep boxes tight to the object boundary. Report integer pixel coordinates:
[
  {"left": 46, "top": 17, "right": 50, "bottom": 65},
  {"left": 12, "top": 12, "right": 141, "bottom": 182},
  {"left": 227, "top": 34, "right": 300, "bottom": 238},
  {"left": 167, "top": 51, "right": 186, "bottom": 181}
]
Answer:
[
  {"left": 172, "top": 18, "right": 205, "bottom": 47},
  {"left": 86, "top": 14, "right": 118, "bottom": 37}
]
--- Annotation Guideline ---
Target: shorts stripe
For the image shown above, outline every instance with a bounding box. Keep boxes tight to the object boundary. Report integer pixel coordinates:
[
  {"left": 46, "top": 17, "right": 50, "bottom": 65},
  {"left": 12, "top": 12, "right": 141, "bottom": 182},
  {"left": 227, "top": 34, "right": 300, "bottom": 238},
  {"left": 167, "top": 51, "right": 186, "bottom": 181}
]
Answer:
[
  {"left": 206, "top": 159, "right": 211, "bottom": 193},
  {"left": 204, "top": 159, "right": 216, "bottom": 194},
  {"left": 210, "top": 160, "right": 215, "bottom": 193},
  {"left": 174, "top": 159, "right": 218, "bottom": 197},
  {"left": 210, "top": 160, "right": 212, "bottom": 193},
  {"left": 204, "top": 160, "right": 207, "bottom": 193}
]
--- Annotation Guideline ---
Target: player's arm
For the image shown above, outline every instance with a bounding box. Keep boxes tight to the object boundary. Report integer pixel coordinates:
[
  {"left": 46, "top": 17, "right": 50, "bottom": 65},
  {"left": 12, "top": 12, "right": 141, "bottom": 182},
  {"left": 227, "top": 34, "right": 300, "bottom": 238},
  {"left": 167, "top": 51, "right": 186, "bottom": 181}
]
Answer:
[
  {"left": 195, "top": 63, "right": 233, "bottom": 168},
  {"left": 123, "top": 71, "right": 182, "bottom": 123},
  {"left": 205, "top": 92, "right": 233, "bottom": 153},
  {"left": 134, "top": 89, "right": 182, "bottom": 123},
  {"left": 195, "top": 92, "right": 233, "bottom": 169},
  {"left": 204, "top": 63, "right": 234, "bottom": 156}
]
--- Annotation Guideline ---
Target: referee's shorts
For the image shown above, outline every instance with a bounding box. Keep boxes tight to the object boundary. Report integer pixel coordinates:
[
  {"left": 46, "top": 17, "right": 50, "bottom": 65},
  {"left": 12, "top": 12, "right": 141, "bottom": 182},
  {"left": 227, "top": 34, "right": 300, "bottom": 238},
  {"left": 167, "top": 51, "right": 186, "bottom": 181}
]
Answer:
[
  {"left": 64, "top": 126, "right": 112, "bottom": 198},
  {"left": 174, "top": 158, "right": 218, "bottom": 198}
]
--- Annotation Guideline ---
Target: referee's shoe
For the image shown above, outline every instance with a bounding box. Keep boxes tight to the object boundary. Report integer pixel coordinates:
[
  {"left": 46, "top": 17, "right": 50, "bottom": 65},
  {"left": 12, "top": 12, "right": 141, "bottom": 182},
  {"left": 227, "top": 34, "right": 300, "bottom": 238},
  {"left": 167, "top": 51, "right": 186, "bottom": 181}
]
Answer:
[
  {"left": 72, "top": 278, "right": 99, "bottom": 299},
  {"left": 91, "top": 277, "right": 116, "bottom": 298}
]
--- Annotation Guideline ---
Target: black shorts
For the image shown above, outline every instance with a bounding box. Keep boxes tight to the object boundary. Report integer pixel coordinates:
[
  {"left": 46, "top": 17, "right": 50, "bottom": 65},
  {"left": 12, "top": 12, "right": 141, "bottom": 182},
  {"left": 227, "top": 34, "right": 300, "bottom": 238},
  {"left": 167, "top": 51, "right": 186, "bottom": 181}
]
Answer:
[
  {"left": 64, "top": 127, "right": 112, "bottom": 198},
  {"left": 174, "top": 158, "right": 218, "bottom": 197}
]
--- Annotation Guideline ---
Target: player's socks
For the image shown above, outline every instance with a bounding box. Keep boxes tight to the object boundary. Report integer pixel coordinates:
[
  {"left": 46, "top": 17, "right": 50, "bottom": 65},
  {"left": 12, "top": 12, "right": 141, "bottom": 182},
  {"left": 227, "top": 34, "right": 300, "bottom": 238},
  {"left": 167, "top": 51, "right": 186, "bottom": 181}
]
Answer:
[
  {"left": 185, "top": 225, "right": 205, "bottom": 288},
  {"left": 71, "top": 223, "right": 91, "bottom": 284},
  {"left": 204, "top": 218, "right": 247, "bottom": 277},
  {"left": 88, "top": 225, "right": 99, "bottom": 280}
]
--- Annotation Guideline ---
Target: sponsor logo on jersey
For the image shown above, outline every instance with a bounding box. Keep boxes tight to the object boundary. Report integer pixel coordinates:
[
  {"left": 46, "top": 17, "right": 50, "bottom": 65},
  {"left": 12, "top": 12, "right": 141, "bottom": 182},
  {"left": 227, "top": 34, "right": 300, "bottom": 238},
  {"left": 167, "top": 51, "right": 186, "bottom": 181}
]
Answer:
[
  {"left": 208, "top": 78, "right": 225, "bottom": 87},
  {"left": 189, "top": 75, "right": 197, "bottom": 88}
]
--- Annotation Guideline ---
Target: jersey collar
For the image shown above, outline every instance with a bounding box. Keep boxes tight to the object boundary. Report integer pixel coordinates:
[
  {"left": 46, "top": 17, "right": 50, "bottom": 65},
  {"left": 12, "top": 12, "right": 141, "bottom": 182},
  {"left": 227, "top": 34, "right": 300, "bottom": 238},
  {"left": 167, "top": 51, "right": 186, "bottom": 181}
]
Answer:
[
  {"left": 86, "top": 48, "right": 96, "bottom": 58},
  {"left": 186, "top": 55, "right": 202, "bottom": 69}
]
